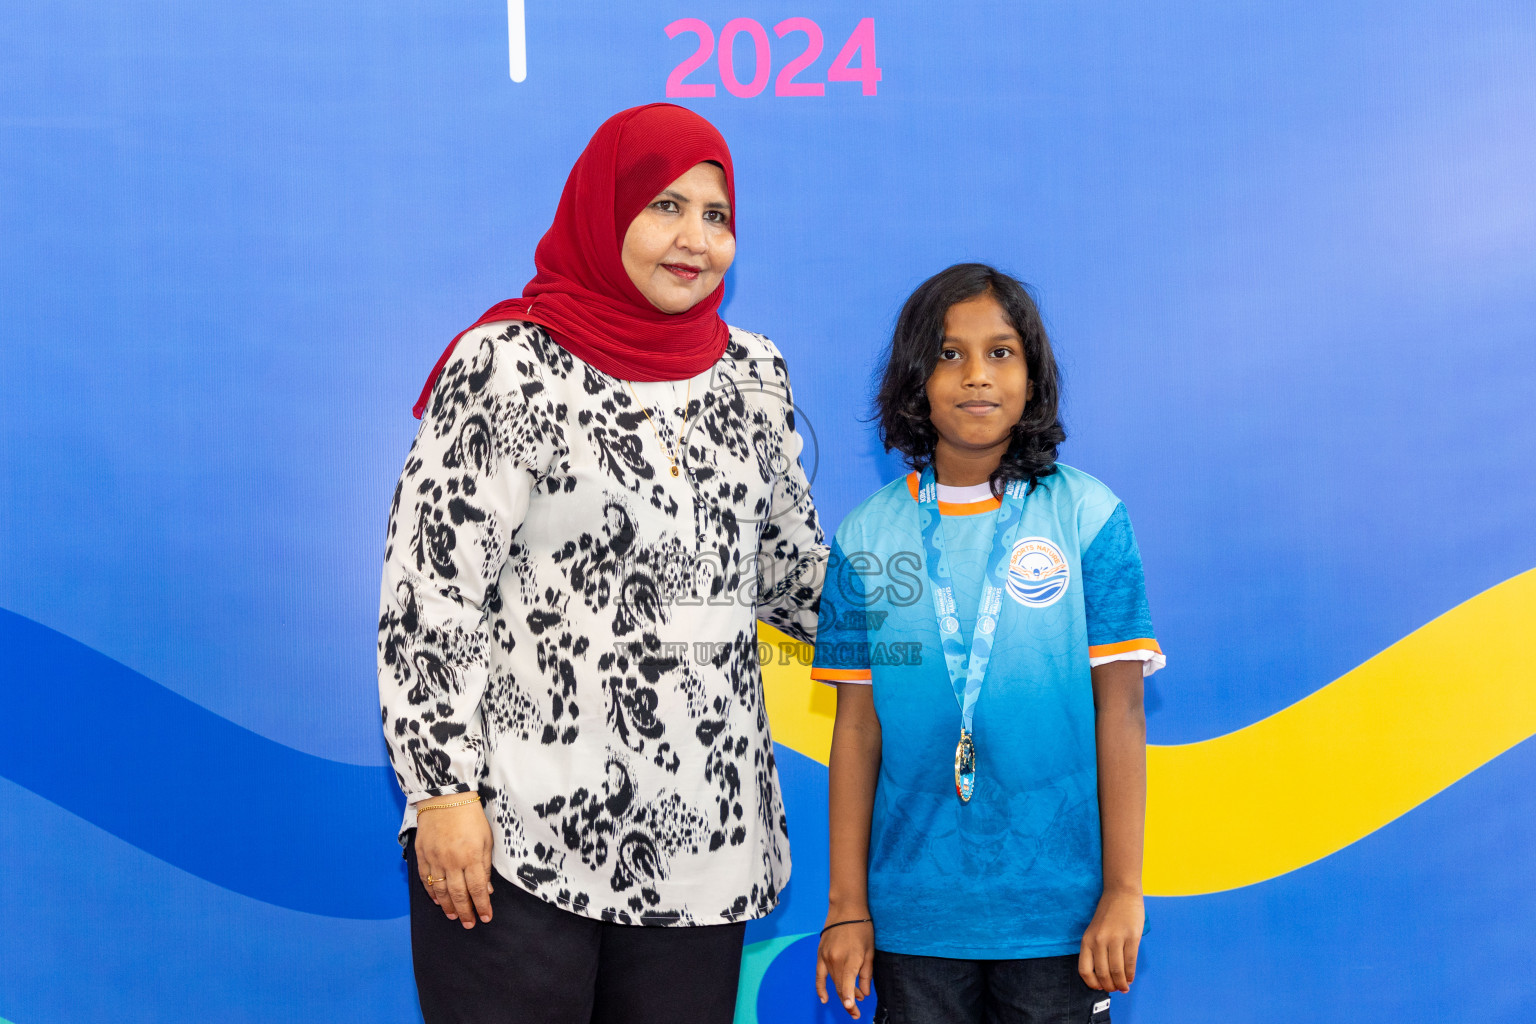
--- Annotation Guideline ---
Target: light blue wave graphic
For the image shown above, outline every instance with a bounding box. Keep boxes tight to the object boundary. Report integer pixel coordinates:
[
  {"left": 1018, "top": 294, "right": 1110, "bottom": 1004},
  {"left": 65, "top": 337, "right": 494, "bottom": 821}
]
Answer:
[
  {"left": 0, "top": 776, "right": 418, "bottom": 1023},
  {"left": 0, "top": 608, "right": 406, "bottom": 919}
]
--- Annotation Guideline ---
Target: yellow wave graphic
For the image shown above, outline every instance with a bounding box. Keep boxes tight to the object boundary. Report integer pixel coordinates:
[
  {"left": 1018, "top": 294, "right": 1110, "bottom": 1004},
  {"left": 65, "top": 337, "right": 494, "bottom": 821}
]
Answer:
[{"left": 759, "top": 568, "right": 1536, "bottom": 897}]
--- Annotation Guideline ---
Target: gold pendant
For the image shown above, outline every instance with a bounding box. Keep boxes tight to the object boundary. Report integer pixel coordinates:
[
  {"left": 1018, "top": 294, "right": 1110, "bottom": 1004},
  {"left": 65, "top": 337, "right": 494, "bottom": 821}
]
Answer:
[{"left": 670, "top": 465, "right": 680, "bottom": 477}]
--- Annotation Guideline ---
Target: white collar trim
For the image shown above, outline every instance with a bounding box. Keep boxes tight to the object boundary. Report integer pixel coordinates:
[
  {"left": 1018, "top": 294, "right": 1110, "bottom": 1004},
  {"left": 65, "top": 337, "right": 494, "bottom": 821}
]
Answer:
[{"left": 935, "top": 480, "right": 996, "bottom": 504}]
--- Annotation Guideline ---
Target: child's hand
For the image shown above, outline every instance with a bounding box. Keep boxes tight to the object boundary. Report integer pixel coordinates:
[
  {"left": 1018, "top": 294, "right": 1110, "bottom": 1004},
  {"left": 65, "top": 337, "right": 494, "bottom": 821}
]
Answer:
[
  {"left": 815, "top": 914, "right": 875, "bottom": 1019},
  {"left": 1078, "top": 889, "right": 1143, "bottom": 993}
]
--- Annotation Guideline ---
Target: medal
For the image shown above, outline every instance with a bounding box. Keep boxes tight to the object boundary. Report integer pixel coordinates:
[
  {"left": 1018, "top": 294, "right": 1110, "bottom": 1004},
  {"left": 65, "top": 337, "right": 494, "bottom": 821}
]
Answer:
[
  {"left": 916, "top": 468, "right": 1029, "bottom": 804},
  {"left": 954, "top": 730, "right": 977, "bottom": 802}
]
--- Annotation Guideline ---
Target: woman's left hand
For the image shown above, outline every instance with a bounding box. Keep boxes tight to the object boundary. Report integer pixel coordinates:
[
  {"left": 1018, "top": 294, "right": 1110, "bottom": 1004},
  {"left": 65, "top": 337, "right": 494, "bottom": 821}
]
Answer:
[{"left": 1078, "top": 889, "right": 1144, "bottom": 993}]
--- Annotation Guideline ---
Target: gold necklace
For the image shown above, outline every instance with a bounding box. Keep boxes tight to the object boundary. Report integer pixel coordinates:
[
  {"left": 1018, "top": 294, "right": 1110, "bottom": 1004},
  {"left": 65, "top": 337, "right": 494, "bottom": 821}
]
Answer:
[{"left": 624, "top": 379, "right": 692, "bottom": 478}]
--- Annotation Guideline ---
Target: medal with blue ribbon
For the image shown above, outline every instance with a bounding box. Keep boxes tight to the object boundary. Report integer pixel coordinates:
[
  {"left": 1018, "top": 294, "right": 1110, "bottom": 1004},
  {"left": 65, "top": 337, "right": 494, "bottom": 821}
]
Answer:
[{"left": 915, "top": 467, "right": 1030, "bottom": 802}]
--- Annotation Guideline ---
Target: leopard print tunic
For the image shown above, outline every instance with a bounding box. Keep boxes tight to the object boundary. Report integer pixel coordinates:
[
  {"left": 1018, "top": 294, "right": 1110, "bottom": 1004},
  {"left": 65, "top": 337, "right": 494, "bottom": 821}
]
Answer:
[{"left": 378, "top": 320, "right": 826, "bottom": 925}]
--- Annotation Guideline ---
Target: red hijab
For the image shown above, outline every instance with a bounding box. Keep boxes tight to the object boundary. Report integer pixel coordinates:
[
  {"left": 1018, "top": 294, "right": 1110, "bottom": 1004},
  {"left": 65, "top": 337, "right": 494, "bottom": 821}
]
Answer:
[{"left": 413, "top": 103, "right": 735, "bottom": 417}]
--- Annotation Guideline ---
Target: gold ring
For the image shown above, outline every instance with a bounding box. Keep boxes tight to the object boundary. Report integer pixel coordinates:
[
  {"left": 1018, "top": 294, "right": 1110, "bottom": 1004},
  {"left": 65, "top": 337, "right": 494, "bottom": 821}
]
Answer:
[{"left": 425, "top": 875, "right": 443, "bottom": 885}]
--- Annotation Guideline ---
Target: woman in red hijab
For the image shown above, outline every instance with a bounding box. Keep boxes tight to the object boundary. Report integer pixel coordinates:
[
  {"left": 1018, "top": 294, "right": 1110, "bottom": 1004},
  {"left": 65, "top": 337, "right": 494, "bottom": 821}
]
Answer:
[{"left": 378, "top": 104, "right": 826, "bottom": 1024}]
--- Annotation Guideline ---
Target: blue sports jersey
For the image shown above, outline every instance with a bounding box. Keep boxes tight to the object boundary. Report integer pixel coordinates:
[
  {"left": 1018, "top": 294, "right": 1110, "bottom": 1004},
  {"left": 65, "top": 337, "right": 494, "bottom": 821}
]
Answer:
[{"left": 811, "top": 465, "right": 1161, "bottom": 959}]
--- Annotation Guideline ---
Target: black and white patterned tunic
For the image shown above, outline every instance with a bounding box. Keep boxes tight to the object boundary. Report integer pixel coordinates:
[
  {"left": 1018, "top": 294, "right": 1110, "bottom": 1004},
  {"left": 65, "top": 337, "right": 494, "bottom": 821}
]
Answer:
[{"left": 378, "top": 320, "right": 826, "bottom": 925}]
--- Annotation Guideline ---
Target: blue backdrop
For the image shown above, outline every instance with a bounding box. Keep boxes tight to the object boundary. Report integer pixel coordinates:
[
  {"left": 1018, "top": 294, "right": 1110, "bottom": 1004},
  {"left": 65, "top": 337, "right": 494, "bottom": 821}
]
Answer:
[{"left": 3, "top": 1, "right": 1535, "bottom": 1021}]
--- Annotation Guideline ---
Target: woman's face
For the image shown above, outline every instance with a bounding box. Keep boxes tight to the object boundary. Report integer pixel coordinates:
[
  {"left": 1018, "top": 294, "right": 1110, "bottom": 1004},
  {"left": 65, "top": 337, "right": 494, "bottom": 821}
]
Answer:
[
  {"left": 621, "top": 161, "right": 735, "bottom": 314},
  {"left": 925, "top": 292, "right": 1033, "bottom": 466}
]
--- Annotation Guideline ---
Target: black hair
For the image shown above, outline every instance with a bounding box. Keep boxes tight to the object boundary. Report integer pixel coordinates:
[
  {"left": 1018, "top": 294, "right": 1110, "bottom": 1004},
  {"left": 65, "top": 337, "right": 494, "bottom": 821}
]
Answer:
[{"left": 874, "top": 262, "right": 1065, "bottom": 495}]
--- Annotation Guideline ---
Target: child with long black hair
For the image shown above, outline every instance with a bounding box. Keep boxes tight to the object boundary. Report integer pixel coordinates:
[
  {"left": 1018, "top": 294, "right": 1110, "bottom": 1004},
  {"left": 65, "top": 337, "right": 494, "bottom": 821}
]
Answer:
[{"left": 812, "top": 264, "right": 1163, "bottom": 1023}]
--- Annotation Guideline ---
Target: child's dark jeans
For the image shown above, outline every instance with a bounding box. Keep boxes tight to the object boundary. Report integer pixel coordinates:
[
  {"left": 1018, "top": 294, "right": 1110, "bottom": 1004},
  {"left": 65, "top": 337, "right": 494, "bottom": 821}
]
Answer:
[{"left": 871, "top": 949, "right": 1112, "bottom": 1024}]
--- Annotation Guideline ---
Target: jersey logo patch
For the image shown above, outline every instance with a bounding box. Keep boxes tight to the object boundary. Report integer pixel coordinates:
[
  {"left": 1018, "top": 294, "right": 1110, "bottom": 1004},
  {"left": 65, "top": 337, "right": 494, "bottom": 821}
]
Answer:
[{"left": 1006, "top": 536, "right": 1070, "bottom": 607}]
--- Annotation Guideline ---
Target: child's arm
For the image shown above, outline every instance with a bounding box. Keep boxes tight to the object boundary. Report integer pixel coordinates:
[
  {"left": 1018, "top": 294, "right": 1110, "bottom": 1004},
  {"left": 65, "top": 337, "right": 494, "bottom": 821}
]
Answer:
[
  {"left": 816, "top": 683, "right": 882, "bottom": 1020},
  {"left": 1080, "top": 658, "right": 1147, "bottom": 994}
]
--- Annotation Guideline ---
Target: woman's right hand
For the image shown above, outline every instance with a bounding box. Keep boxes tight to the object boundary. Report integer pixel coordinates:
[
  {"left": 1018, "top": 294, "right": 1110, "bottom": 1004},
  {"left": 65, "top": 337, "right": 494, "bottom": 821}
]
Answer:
[
  {"left": 413, "top": 796, "right": 495, "bottom": 928},
  {"left": 816, "top": 912, "right": 875, "bottom": 1019}
]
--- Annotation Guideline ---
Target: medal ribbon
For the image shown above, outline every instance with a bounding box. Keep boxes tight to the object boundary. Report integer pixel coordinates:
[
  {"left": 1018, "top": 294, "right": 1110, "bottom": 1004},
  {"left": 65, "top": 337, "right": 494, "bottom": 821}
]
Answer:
[{"left": 916, "top": 466, "right": 1030, "bottom": 801}]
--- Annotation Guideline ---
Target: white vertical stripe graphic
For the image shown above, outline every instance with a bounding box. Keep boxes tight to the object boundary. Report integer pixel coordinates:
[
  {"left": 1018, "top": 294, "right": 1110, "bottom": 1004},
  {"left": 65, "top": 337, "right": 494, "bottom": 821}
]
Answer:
[{"left": 507, "top": 0, "right": 527, "bottom": 82}]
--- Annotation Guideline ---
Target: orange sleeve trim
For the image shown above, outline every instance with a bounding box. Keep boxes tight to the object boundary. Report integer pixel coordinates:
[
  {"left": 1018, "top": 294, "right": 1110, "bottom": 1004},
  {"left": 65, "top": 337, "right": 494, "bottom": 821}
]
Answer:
[
  {"left": 809, "top": 667, "right": 874, "bottom": 681},
  {"left": 904, "top": 471, "right": 1003, "bottom": 516},
  {"left": 1088, "top": 638, "right": 1163, "bottom": 658}
]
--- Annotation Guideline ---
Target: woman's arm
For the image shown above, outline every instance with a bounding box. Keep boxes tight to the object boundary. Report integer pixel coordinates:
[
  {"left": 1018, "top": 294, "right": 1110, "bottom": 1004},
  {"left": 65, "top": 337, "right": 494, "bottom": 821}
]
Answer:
[
  {"left": 377, "top": 327, "right": 554, "bottom": 928},
  {"left": 751, "top": 346, "right": 829, "bottom": 644},
  {"left": 816, "top": 683, "right": 882, "bottom": 1019},
  {"left": 1079, "top": 658, "right": 1147, "bottom": 993}
]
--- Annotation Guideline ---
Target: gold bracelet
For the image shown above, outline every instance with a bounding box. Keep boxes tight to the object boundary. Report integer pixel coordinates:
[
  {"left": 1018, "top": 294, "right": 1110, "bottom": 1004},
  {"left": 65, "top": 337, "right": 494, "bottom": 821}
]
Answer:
[{"left": 417, "top": 795, "right": 482, "bottom": 813}]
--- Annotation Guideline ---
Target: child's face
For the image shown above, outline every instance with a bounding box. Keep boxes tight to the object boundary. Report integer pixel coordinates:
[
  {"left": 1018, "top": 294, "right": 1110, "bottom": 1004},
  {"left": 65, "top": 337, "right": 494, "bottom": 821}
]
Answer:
[{"left": 925, "top": 293, "right": 1033, "bottom": 471}]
